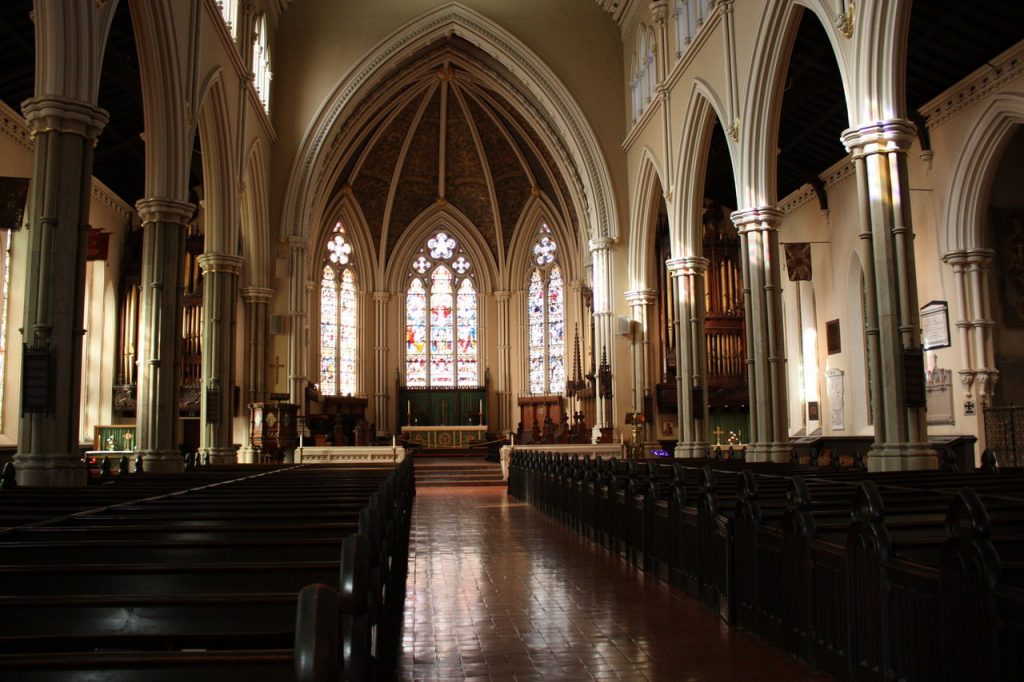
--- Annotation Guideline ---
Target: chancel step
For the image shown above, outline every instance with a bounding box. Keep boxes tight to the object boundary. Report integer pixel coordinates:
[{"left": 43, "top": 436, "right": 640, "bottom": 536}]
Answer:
[{"left": 415, "top": 458, "right": 504, "bottom": 487}]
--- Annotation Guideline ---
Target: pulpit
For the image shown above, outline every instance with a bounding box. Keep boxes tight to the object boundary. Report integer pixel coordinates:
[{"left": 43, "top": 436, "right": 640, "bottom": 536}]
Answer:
[{"left": 249, "top": 401, "right": 298, "bottom": 462}]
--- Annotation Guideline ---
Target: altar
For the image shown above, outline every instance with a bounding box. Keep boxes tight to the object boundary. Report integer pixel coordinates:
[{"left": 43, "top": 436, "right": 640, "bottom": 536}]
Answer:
[
  {"left": 294, "top": 446, "right": 407, "bottom": 464},
  {"left": 401, "top": 425, "right": 486, "bottom": 449}
]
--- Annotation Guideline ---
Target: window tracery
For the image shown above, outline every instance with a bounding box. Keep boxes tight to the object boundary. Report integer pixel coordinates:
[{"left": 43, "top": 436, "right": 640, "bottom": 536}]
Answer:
[
  {"left": 405, "top": 231, "right": 478, "bottom": 387},
  {"left": 319, "top": 223, "right": 358, "bottom": 396},
  {"left": 527, "top": 224, "right": 565, "bottom": 395}
]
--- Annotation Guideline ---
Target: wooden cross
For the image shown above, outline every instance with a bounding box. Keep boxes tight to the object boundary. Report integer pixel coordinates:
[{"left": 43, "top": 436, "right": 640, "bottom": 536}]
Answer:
[
  {"left": 713, "top": 425, "right": 724, "bottom": 445},
  {"left": 270, "top": 356, "right": 285, "bottom": 385}
]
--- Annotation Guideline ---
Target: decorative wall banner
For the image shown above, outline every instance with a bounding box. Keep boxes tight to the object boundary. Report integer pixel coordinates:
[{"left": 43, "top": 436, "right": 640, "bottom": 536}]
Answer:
[
  {"left": 784, "top": 242, "right": 812, "bottom": 281},
  {"left": 826, "top": 368, "right": 844, "bottom": 431},
  {"left": 920, "top": 300, "right": 951, "bottom": 350}
]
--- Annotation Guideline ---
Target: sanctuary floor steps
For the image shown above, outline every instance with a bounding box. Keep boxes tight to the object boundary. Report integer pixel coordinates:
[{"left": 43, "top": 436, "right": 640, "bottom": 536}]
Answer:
[{"left": 414, "top": 457, "right": 505, "bottom": 487}]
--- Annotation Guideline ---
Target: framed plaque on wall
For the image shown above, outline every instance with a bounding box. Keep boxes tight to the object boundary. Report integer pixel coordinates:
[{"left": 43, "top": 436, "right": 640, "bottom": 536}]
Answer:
[{"left": 920, "top": 300, "right": 951, "bottom": 350}]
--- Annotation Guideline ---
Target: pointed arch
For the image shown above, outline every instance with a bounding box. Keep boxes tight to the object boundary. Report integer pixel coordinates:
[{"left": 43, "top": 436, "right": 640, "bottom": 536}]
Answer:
[
  {"left": 280, "top": 2, "right": 618, "bottom": 250},
  {"left": 317, "top": 190, "right": 379, "bottom": 294},
  {"left": 194, "top": 68, "right": 239, "bottom": 254},
  {"left": 241, "top": 138, "right": 270, "bottom": 288},
  {"left": 505, "top": 196, "right": 579, "bottom": 292},
  {"left": 385, "top": 204, "right": 497, "bottom": 295},
  {"left": 739, "top": 0, "right": 852, "bottom": 206},
  {"left": 943, "top": 92, "right": 1024, "bottom": 254},
  {"left": 672, "top": 80, "right": 733, "bottom": 258},
  {"left": 628, "top": 147, "right": 666, "bottom": 291}
]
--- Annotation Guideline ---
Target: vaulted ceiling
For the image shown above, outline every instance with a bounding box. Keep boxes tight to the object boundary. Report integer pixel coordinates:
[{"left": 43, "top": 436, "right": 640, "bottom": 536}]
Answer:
[{"left": 326, "top": 38, "right": 578, "bottom": 266}]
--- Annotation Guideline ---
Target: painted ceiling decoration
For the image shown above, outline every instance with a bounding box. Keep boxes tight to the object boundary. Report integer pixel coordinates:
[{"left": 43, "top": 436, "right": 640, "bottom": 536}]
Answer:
[{"left": 327, "top": 39, "right": 578, "bottom": 268}]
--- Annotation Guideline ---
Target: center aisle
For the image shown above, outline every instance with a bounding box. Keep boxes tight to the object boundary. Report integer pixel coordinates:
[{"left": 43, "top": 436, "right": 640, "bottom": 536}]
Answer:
[{"left": 398, "top": 486, "right": 833, "bottom": 681}]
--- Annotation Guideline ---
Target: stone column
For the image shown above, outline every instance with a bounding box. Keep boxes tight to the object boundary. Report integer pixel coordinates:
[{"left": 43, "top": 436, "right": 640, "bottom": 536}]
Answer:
[
  {"left": 966, "top": 250, "right": 998, "bottom": 405},
  {"left": 287, "top": 236, "right": 309, "bottom": 411},
  {"left": 944, "top": 252, "right": 975, "bottom": 401},
  {"left": 494, "top": 290, "right": 512, "bottom": 434},
  {"left": 731, "top": 207, "right": 789, "bottom": 463},
  {"left": 668, "top": 257, "right": 710, "bottom": 458},
  {"left": 198, "top": 253, "right": 243, "bottom": 464},
  {"left": 238, "top": 286, "right": 272, "bottom": 462},
  {"left": 14, "top": 97, "right": 108, "bottom": 487},
  {"left": 133, "top": 199, "right": 194, "bottom": 473},
  {"left": 372, "top": 291, "right": 390, "bottom": 436},
  {"left": 624, "top": 289, "right": 657, "bottom": 440},
  {"left": 842, "top": 120, "right": 934, "bottom": 470},
  {"left": 589, "top": 237, "right": 616, "bottom": 439}
]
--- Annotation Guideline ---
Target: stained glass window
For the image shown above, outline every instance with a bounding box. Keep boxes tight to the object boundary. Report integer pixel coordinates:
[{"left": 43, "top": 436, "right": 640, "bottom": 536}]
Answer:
[
  {"left": 405, "top": 231, "right": 479, "bottom": 387},
  {"left": 319, "top": 224, "right": 358, "bottom": 395},
  {"left": 527, "top": 224, "right": 565, "bottom": 395}
]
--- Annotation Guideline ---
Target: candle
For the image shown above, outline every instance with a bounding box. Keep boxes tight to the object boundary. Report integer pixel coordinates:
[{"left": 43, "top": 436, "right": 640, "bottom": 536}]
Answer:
[
  {"left": 479, "top": 399, "right": 483, "bottom": 420},
  {"left": 406, "top": 400, "right": 411, "bottom": 415},
  {"left": 510, "top": 433, "right": 515, "bottom": 447},
  {"left": 392, "top": 435, "right": 396, "bottom": 448},
  {"left": 299, "top": 433, "right": 304, "bottom": 448}
]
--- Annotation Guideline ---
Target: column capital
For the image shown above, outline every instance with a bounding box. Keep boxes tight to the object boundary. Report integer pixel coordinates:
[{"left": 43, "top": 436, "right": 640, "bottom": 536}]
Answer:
[
  {"left": 494, "top": 289, "right": 511, "bottom": 303},
  {"left": 136, "top": 198, "right": 194, "bottom": 225},
  {"left": 240, "top": 286, "right": 274, "bottom": 303},
  {"left": 840, "top": 119, "right": 916, "bottom": 156},
  {"left": 197, "top": 253, "right": 244, "bottom": 275},
  {"left": 942, "top": 250, "right": 968, "bottom": 266},
  {"left": 372, "top": 291, "right": 391, "bottom": 303},
  {"left": 731, "top": 207, "right": 783, "bottom": 232},
  {"left": 588, "top": 236, "right": 616, "bottom": 253},
  {"left": 287, "top": 235, "right": 308, "bottom": 250},
  {"left": 624, "top": 289, "right": 658, "bottom": 306},
  {"left": 965, "top": 248, "right": 995, "bottom": 266},
  {"left": 21, "top": 96, "right": 108, "bottom": 141},
  {"left": 650, "top": 1, "right": 670, "bottom": 25}
]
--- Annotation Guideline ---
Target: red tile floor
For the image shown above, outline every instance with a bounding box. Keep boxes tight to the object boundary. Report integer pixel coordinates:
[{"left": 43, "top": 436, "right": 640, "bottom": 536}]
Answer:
[{"left": 397, "top": 486, "right": 835, "bottom": 681}]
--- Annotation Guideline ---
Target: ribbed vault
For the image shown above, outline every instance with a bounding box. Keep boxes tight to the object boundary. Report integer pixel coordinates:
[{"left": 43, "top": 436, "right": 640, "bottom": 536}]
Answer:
[{"left": 327, "top": 37, "right": 579, "bottom": 268}]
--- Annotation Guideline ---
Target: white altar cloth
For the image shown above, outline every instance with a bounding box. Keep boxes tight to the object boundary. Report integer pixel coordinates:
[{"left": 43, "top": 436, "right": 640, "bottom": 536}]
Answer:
[{"left": 295, "top": 446, "right": 407, "bottom": 464}]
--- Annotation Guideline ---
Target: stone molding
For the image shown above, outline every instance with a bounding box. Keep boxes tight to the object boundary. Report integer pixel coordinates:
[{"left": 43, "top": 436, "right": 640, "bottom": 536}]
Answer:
[
  {"left": 372, "top": 290, "right": 391, "bottom": 303},
  {"left": 840, "top": 119, "right": 917, "bottom": 156},
  {"left": 197, "top": 253, "right": 244, "bottom": 275},
  {"left": 588, "top": 236, "right": 615, "bottom": 252},
  {"left": 624, "top": 288, "right": 657, "bottom": 305},
  {"left": 920, "top": 43, "right": 1024, "bottom": 131},
  {"left": 731, "top": 206, "right": 783, "bottom": 231},
  {"left": 240, "top": 286, "right": 274, "bottom": 303},
  {"left": 136, "top": 198, "right": 195, "bottom": 225},
  {"left": 21, "top": 96, "right": 108, "bottom": 141},
  {"left": 493, "top": 289, "right": 511, "bottom": 303}
]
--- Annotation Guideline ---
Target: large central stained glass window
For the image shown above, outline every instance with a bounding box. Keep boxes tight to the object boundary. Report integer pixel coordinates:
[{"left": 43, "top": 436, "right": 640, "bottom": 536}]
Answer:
[
  {"left": 319, "top": 223, "right": 358, "bottom": 396},
  {"left": 405, "top": 230, "right": 478, "bottom": 387},
  {"left": 527, "top": 223, "right": 565, "bottom": 394}
]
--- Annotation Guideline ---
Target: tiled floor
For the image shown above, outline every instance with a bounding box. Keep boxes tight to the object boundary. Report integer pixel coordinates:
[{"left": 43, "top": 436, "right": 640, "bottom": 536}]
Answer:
[{"left": 398, "top": 486, "right": 834, "bottom": 681}]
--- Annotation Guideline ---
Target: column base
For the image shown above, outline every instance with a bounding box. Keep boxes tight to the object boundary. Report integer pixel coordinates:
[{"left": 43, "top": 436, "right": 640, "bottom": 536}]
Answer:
[
  {"left": 13, "top": 453, "right": 87, "bottom": 487},
  {"left": 237, "top": 446, "right": 258, "bottom": 464},
  {"left": 139, "top": 450, "right": 185, "bottom": 473},
  {"left": 674, "top": 442, "right": 708, "bottom": 458},
  {"left": 198, "top": 447, "right": 239, "bottom": 466},
  {"left": 867, "top": 442, "right": 938, "bottom": 471},
  {"left": 744, "top": 442, "right": 791, "bottom": 464}
]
